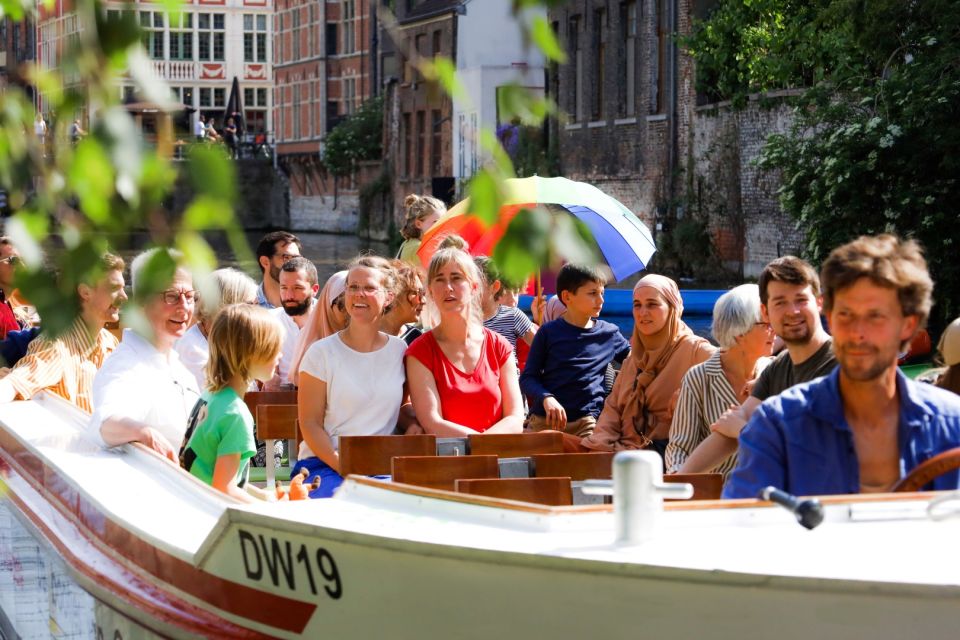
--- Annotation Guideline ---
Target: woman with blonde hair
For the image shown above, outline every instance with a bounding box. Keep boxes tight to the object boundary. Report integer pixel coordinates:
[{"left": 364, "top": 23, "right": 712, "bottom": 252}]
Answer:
[
  {"left": 936, "top": 318, "right": 960, "bottom": 396},
  {"left": 397, "top": 194, "right": 445, "bottom": 267},
  {"left": 289, "top": 270, "right": 348, "bottom": 385},
  {"left": 581, "top": 274, "right": 715, "bottom": 458},
  {"left": 175, "top": 268, "right": 258, "bottom": 390},
  {"left": 380, "top": 259, "right": 426, "bottom": 345},
  {"left": 405, "top": 248, "right": 524, "bottom": 435}
]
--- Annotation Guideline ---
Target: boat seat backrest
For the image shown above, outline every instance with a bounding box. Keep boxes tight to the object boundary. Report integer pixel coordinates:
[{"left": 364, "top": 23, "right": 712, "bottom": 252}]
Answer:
[
  {"left": 391, "top": 455, "right": 499, "bottom": 491},
  {"left": 243, "top": 390, "right": 298, "bottom": 418},
  {"left": 531, "top": 452, "right": 615, "bottom": 481},
  {"left": 663, "top": 473, "right": 724, "bottom": 500},
  {"left": 467, "top": 431, "right": 564, "bottom": 457},
  {"left": 338, "top": 435, "right": 437, "bottom": 477},
  {"left": 454, "top": 477, "right": 574, "bottom": 506},
  {"left": 254, "top": 403, "right": 299, "bottom": 488}
]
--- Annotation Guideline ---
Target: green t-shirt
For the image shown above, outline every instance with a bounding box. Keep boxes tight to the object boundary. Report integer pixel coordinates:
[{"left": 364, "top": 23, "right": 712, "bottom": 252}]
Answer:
[
  {"left": 397, "top": 238, "right": 422, "bottom": 267},
  {"left": 182, "top": 387, "right": 256, "bottom": 487}
]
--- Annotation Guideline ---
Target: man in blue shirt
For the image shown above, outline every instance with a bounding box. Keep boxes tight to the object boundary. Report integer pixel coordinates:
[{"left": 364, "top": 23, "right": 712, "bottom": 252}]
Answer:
[{"left": 724, "top": 234, "right": 960, "bottom": 498}]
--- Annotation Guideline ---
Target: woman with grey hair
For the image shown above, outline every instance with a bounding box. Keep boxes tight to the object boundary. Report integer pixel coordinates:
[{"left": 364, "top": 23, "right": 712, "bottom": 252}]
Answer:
[
  {"left": 175, "top": 268, "right": 259, "bottom": 390},
  {"left": 665, "top": 284, "right": 775, "bottom": 479}
]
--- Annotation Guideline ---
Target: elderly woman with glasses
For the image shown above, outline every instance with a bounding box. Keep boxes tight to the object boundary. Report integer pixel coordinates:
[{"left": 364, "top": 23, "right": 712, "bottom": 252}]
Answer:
[
  {"left": 665, "top": 284, "right": 775, "bottom": 478},
  {"left": 90, "top": 248, "right": 200, "bottom": 462}
]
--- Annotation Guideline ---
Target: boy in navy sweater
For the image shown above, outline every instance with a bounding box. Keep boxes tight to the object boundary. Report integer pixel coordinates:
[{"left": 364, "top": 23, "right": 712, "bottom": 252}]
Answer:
[{"left": 520, "top": 265, "right": 630, "bottom": 437}]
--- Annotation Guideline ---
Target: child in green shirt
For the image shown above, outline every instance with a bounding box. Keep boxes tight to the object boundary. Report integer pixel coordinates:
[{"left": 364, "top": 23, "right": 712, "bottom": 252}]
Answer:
[{"left": 182, "top": 304, "right": 283, "bottom": 502}]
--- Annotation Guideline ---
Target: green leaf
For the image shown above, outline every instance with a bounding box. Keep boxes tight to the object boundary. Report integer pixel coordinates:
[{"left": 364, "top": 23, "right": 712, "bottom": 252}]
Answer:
[
  {"left": 132, "top": 248, "right": 178, "bottom": 304},
  {"left": 187, "top": 144, "right": 236, "bottom": 203},
  {"left": 69, "top": 139, "right": 115, "bottom": 224},
  {"left": 182, "top": 195, "right": 233, "bottom": 230},
  {"left": 530, "top": 15, "right": 567, "bottom": 63},
  {"left": 492, "top": 207, "right": 551, "bottom": 285},
  {"left": 468, "top": 169, "right": 503, "bottom": 227},
  {"left": 420, "top": 57, "right": 467, "bottom": 102}
]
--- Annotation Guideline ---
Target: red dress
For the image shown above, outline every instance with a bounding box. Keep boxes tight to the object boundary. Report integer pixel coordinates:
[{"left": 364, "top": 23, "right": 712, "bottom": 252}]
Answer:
[
  {"left": 406, "top": 328, "right": 512, "bottom": 432},
  {"left": 0, "top": 298, "right": 19, "bottom": 340}
]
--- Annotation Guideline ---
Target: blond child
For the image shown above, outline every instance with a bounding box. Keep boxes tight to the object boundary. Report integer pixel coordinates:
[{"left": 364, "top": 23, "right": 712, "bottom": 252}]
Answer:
[{"left": 181, "top": 304, "right": 283, "bottom": 502}]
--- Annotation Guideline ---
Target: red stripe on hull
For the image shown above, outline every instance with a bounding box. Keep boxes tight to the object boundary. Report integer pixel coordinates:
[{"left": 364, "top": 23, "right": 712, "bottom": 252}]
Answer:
[{"left": 0, "top": 428, "right": 316, "bottom": 634}]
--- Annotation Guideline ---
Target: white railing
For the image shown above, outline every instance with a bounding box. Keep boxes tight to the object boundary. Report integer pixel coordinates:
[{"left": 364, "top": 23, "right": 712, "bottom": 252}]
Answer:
[{"left": 152, "top": 60, "right": 197, "bottom": 81}]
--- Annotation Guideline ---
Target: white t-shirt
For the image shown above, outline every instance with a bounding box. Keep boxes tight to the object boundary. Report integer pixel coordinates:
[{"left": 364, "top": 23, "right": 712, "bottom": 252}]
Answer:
[
  {"left": 90, "top": 329, "right": 200, "bottom": 452},
  {"left": 297, "top": 332, "right": 406, "bottom": 459},
  {"left": 194, "top": 118, "right": 206, "bottom": 137},
  {"left": 174, "top": 323, "right": 208, "bottom": 391},
  {"left": 270, "top": 305, "right": 309, "bottom": 386}
]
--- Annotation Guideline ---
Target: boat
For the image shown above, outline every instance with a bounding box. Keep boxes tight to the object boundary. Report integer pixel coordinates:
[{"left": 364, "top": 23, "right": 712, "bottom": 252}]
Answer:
[{"left": 2, "top": 391, "right": 960, "bottom": 639}]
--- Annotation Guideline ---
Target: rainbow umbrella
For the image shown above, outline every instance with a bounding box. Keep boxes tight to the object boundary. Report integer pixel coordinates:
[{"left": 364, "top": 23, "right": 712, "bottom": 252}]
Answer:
[{"left": 417, "top": 176, "right": 656, "bottom": 282}]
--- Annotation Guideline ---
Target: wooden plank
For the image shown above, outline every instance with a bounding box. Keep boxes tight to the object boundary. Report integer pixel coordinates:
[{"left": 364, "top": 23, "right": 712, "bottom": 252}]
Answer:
[
  {"left": 391, "top": 455, "right": 499, "bottom": 491},
  {"left": 254, "top": 405, "right": 298, "bottom": 440},
  {"left": 339, "top": 435, "right": 437, "bottom": 477},
  {"left": 468, "top": 432, "right": 564, "bottom": 457},
  {"left": 664, "top": 473, "right": 724, "bottom": 501},
  {"left": 455, "top": 477, "right": 574, "bottom": 506},
  {"left": 531, "top": 452, "right": 615, "bottom": 480},
  {"left": 243, "top": 390, "right": 297, "bottom": 417}
]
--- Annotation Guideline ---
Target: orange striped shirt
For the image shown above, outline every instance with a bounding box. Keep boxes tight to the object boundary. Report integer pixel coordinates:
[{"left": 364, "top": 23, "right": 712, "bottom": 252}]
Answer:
[{"left": 5, "top": 316, "right": 119, "bottom": 413}]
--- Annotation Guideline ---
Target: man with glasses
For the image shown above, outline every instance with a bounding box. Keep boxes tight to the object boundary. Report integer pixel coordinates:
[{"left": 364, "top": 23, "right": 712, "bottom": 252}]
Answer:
[
  {"left": 89, "top": 249, "right": 200, "bottom": 461},
  {"left": 0, "top": 253, "right": 125, "bottom": 410},
  {"left": 255, "top": 231, "right": 302, "bottom": 309}
]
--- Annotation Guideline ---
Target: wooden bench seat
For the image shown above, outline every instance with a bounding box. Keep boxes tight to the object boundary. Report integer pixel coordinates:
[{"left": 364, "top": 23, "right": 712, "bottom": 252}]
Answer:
[
  {"left": 455, "top": 477, "right": 574, "bottom": 506},
  {"left": 392, "top": 455, "right": 499, "bottom": 491},
  {"left": 531, "top": 452, "right": 615, "bottom": 480},
  {"left": 339, "top": 435, "right": 437, "bottom": 477},
  {"left": 254, "top": 404, "right": 299, "bottom": 487},
  {"left": 664, "top": 473, "right": 724, "bottom": 500},
  {"left": 468, "top": 431, "right": 564, "bottom": 457}
]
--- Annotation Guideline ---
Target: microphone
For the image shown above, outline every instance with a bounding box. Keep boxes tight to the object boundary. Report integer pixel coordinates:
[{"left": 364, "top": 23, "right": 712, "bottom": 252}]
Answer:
[{"left": 759, "top": 486, "right": 824, "bottom": 530}]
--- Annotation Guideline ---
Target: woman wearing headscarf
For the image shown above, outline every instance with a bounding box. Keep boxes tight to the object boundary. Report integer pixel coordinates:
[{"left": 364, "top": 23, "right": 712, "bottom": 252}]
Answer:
[
  {"left": 581, "top": 274, "right": 715, "bottom": 458},
  {"left": 290, "top": 271, "right": 348, "bottom": 386}
]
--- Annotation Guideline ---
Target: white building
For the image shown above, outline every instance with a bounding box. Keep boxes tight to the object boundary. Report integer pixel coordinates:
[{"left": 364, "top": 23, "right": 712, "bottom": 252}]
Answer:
[
  {"left": 452, "top": 0, "right": 546, "bottom": 185},
  {"left": 37, "top": 0, "right": 273, "bottom": 138}
]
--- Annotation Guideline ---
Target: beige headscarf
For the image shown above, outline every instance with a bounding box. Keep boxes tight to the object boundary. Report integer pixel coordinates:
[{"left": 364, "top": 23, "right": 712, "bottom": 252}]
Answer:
[
  {"left": 290, "top": 271, "right": 347, "bottom": 385},
  {"left": 583, "top": 274, "right": 713, "bottom": 450}
]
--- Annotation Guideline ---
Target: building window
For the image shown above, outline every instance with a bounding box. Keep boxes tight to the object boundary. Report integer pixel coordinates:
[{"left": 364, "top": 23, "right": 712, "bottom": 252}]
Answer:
[
  {"left": 326, "top": 22, "right": 338, "bottom": 56},
  {"left": 171, "top": 86, "right": 194, "bottom": 107},
  {"left": 169, "top": 13, "right": 193, "bottom": 61},
  {"left": 592, "top": 8, "right": 605, "bottom": 120},
  {"left": 198, "top": 13, "right": 225, "bottom": 62},
  {"left": 343, "top": 76, "right": 356, "bottom": 115},
  {"left": 139, "top": 11, "right": 164, "bottom": 60},
  {"left": 651, "top": 0, "right": 667, "bottom": 114},
  {"left": 620, "top": 1, "right": 637, "bottom": 117},
  {"left": 568, "top": 15, "right": 583, "bottom": 121},
  {"left": 414, "top": 34, "right": 426, "bottom": 81},
  {"left": 292, "top": 8, "right": 301, "bottom": 60},
  {"left": 415, "top": 111, "right": 425, "bottom": 177},
  {"left": 432, "top": 29, "right": 441, "bottom": 57},
  {"left": 431, "top": 109, "right": 442, "bottom": 174},
  {"left": 402, "top": 112, "right": 412, "bottom": 177},
  {"left": 342, "top": 0, "right": 355, "bottom": 54},
  {"left": 244, "top": 86, "right": 268, "bottom": 134},
  {"left": 244, "top": 14, "right": 268, "bottom": 62},
  {"left": 293, "top": 84, "right": 301, "bottom": 139}
]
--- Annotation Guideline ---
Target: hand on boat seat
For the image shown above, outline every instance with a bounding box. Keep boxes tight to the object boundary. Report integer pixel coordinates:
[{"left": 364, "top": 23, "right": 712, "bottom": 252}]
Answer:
[
  {"left": 710, "top": 404, "right": 747, "bottom": 439},
  {"left": 138, "top": 426, "right": 178, "bottom": 462},
  {"left": 404, "top": 422, "right": 426, "bottom": 435},
  {"left": 543, "top": 396, "right": 567, "bottom": 430}
]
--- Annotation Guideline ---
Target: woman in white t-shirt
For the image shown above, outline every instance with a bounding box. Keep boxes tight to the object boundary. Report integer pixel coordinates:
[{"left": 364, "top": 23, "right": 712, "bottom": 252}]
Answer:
[{"left": 294, "top": 256, "right": 419, "bottom": 498}]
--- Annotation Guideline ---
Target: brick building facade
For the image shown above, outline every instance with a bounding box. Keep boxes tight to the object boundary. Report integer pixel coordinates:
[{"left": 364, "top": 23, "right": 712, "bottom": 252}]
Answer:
[
  {"left": 274, "top": 0, "right": 377, "bottom": 231},
  {"left": 549, "top": 0, "right": 802, "bottom": 279},
  {"left": 0, "top": 15, "right": 37, "bottom": 99},
  {"left": 384, "top": 0, "right": 459, "bottom": 217}
]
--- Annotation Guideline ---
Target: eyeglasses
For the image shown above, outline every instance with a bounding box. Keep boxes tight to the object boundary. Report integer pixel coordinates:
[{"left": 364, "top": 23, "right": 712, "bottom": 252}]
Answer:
[
  {"left": 346, "top": 284, "right": 383, "bottom": 296},
  {"left": 160, "top": 289, "right": 197, "bottom": 305},
  {"left": 274, "top": 253, "right": 299, "bottom": 262},
  {"left": 0, "top": 256, "right": 21, "bottom": 266},
  {"left": 754, "top": 322, "right": 774, "bottom": 331},
  {"left": 408, "top": 288, "right": 426, "bottom": 300}
]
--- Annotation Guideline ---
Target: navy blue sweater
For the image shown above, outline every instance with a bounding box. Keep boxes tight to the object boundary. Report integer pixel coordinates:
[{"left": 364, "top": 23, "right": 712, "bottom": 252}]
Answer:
[{"left": 520, "top": 318, "right": 630, "bottom": 420}]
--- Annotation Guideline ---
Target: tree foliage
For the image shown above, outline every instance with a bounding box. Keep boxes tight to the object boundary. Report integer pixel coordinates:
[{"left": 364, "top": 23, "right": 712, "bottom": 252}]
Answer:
[
  {"left": 688, "top": 0, "right": 960, "bottom": 329},
  {"left": 322, "top": 96, "right": 383, "bottom": 177}
]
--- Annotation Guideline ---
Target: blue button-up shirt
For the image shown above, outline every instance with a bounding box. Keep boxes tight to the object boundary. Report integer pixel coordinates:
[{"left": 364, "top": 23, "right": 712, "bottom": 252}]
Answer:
[{"left": 723, "top": 368, "right": 960, "bottom": 498}]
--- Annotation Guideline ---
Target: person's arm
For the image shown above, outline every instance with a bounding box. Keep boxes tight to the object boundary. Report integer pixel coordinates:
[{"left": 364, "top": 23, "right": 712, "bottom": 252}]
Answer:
[
  {"left": 512, "top": 307, "right": 536, "bottom": 346},
  {"left": 211, "top": 454, "right": 256, "bottom": 503},
  {"left": 99, "top": 416, "right": 178, "bottom": 461},
  {"left": 296, "top": 371, "right": 340, "bottom": 472},
  {"left": 396, "top": 382, "right": 423, "bottom": 434},
  {"left": 406, "top": 356, "right": 485, "bottom": 436},
  {"left": 710, "top": 396, "right": 760, "bottom": 438},
  {"left": 679, "top": 432, "right": 738, "bottom": 474},
  {"left": 721, "top": 404, "right": 788, "bottom": 499},
  {"left": 518, "top": 328, "right": 554, "bottom": 411},
  {"left": 485, "top": 360, "right": 524, "bottom": 434},
  {"left": 2, "top": 337, "right": 63, "bottom": 402},
  {"left": 664, "top": 372, "right": 704, "bottom": 473}
]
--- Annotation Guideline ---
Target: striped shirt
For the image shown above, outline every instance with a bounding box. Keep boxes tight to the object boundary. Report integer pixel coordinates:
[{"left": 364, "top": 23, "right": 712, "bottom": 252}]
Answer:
[
  {"left": 483, "top": 305, "right": 533, "bottom": 357},
  {"left": 666, "top": 350, "right": 771, "bottom": 479},
  {"left": 5, "top": 316, "right": 119, "bottom": 413}
]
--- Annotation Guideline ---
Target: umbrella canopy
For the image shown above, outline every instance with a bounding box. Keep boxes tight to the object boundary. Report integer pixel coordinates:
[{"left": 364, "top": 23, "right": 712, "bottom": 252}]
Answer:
[
  {"left": 417, "top": 176, "right": 656, "bottom": 282},
  {"left": 222, "top": 76, "right": 245, "bottom": 135}
]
